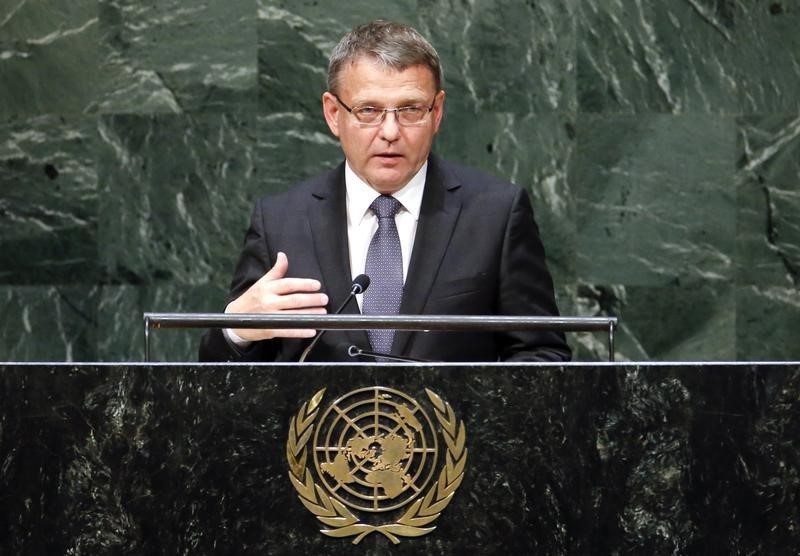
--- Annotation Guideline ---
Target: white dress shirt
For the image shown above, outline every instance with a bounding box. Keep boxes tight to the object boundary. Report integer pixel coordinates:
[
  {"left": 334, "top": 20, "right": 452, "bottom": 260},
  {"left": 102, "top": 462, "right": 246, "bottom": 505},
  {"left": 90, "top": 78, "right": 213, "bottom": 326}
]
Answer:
[{"left": 226, "top": 161, "right": 427, "bottom": 346}]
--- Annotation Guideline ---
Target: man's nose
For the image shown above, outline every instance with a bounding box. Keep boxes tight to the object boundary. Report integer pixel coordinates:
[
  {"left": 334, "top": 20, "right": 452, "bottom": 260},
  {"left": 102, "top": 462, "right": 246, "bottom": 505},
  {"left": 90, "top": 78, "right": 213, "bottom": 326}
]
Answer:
[{"left": 378, "top": 110, "right": 401, "bottom": 141}]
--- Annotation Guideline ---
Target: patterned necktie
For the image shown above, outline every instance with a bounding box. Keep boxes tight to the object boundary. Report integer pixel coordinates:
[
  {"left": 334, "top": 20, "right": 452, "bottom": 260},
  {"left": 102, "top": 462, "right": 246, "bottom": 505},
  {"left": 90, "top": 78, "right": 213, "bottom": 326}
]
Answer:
[{"left": 363, "top": 195, "right": 403, "bottom": 353}]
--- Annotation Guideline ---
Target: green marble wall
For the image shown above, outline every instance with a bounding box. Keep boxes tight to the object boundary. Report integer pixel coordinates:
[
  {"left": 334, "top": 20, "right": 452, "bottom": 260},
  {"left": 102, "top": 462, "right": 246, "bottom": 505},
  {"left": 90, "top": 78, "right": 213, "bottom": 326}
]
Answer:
[{"left": 1, "top": 1, "right": 799, "bottom": 362}]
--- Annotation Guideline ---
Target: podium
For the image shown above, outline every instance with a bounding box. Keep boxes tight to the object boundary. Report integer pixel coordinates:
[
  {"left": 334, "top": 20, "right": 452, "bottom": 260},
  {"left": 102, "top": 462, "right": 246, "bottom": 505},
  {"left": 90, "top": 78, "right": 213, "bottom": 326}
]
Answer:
[{"left": 1, "top": 362, "right": 798, "bottom": 554}]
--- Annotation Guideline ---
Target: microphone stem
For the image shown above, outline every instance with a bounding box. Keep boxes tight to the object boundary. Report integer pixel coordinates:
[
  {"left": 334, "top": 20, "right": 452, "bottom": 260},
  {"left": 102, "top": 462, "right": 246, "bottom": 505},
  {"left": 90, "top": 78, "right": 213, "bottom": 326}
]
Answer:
[
  {"left": 298, "top": 287, "right": 359, "bottom": 363},
  {"left": 349, "top": 346, "right": 432, "bottom": 363}
]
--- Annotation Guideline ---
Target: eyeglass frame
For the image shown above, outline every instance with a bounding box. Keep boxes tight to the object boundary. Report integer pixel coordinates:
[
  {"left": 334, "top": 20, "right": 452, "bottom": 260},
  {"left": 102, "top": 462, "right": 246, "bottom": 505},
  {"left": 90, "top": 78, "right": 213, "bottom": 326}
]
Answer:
[{"left": 331, "top": 93, "right": 438, "bottom": 126}]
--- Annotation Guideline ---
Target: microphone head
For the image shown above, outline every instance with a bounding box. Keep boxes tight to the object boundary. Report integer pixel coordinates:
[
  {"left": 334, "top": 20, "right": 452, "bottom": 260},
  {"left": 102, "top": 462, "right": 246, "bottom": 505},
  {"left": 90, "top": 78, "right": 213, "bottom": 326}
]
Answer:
[{"left": 351, "top": 274, "right": 370, "bottom": 295}]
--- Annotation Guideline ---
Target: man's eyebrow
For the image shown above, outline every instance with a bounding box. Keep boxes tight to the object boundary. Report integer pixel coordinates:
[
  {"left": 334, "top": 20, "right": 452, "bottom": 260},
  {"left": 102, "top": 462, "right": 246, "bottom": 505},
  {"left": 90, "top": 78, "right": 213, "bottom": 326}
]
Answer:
[{"left": 351, "top": 96, "right": 429, "bottom": 107}]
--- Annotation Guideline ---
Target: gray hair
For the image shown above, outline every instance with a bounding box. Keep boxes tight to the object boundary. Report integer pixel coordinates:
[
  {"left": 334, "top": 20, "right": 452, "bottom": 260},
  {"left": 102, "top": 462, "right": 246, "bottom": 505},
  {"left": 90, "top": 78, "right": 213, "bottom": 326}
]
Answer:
[{"left": 327, "top": 20, "right": 443, "bottom": 95}]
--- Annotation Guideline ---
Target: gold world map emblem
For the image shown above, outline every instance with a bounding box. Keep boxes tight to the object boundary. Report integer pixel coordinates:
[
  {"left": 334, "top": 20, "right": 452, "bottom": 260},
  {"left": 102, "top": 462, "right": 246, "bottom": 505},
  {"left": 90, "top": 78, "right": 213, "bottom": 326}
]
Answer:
[{"left": 286, "top": 387, "right": 468, "bottom": 545}]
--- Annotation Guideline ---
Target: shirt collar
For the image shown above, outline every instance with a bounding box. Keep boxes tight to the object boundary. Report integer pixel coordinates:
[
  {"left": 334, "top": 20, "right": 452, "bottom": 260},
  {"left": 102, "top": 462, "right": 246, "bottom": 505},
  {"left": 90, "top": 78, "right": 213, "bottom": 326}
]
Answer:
[{"left": 345, "top": 161, "right": 427, "bottom": 225}]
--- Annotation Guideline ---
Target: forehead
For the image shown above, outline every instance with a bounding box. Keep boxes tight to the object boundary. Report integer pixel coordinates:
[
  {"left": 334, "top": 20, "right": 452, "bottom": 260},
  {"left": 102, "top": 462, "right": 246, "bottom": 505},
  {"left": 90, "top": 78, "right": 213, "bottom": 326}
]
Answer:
[{"left": 338, "top": 58, "right": 437, "bottom": 103}]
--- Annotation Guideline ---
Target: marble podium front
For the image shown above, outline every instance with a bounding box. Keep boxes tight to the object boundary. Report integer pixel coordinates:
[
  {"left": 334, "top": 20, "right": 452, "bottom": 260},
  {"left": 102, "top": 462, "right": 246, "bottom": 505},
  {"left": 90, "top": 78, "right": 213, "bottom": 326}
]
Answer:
[{"left": 1, "top": 363, "right": 798, "bottom": 554}]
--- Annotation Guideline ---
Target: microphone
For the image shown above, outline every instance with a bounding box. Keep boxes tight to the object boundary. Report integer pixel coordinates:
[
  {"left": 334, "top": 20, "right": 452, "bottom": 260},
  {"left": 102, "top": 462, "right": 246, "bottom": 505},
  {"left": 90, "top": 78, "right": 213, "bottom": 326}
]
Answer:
[
  {"left": 298, "top": 274, "right": 370, "bottom": 362},
  {"left": 344, "top": 344, "right": 434, "bottom": 363}
]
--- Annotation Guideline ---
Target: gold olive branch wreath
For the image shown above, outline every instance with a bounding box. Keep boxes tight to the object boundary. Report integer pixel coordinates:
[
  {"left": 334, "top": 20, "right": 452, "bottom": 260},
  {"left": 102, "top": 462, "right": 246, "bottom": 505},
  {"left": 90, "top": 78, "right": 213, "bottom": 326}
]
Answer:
[{"left": 286, "top": 387, "right": 467, "bottom": 545}]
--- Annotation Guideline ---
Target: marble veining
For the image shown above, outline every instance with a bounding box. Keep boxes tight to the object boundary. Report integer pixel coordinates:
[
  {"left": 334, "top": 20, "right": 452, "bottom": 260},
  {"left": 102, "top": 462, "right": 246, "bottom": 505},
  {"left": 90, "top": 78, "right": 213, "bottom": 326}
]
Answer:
[
  {"left": 1, "top": 363, "right": 798, "bottom": 553},
  {"left": 1, "top": 0, "right": 800, "bottom": 361}
]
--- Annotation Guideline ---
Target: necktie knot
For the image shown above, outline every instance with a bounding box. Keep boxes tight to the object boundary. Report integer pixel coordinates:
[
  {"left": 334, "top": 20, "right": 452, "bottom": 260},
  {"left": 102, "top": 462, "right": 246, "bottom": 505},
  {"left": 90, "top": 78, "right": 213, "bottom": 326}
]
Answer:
[{"left": 371, "top": 195, "right": 402, "bottom": 219}]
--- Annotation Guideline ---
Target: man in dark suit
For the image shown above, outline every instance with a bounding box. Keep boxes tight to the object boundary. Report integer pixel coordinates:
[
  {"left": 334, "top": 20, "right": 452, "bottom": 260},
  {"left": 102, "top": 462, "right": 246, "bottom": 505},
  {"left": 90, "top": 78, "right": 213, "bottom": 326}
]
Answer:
[{"left": 199, "top": 20, "right": 570, "bottom": 363}]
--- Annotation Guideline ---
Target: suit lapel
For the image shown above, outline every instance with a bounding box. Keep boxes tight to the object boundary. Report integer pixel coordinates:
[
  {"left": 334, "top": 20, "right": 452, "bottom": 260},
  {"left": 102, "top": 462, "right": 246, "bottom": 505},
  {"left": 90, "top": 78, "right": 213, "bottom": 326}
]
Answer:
[
  {"left": 393, "top": 156, "right": 462, "bottom": 355},
  {"left": 308, "top": 163, "right": 371, "bottom": 347}
]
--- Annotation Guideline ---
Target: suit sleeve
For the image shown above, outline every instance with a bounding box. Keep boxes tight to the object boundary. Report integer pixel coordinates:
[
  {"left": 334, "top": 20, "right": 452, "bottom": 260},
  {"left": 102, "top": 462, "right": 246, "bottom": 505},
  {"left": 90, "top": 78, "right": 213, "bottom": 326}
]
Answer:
[
  {"left": 198, "top": 199, "right": 282, "bottom": 362},
  {"left": 497, "top": 188, "right": 571, "bottom": 362}
]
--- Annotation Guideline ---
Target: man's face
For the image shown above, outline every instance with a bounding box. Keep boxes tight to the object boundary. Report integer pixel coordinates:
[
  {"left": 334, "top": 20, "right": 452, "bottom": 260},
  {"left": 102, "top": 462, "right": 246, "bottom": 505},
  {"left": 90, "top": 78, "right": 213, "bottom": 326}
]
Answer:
[{"left": 322, "top": 58, "right": 445, "bottom": 194}]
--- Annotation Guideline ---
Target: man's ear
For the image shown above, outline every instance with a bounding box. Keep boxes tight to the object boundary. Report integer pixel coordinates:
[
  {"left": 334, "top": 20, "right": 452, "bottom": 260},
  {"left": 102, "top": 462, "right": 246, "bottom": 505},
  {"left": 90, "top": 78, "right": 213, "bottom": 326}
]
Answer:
[{"left": 322, "top": 92, "right": 341, "bottom": 138}]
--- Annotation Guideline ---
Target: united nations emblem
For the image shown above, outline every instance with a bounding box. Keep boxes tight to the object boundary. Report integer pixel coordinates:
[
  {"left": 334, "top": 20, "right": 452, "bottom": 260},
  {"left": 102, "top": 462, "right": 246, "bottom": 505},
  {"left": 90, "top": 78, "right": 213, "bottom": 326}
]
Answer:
[{"left": 286, "top": 387, "right": 467, "bottom": 544}]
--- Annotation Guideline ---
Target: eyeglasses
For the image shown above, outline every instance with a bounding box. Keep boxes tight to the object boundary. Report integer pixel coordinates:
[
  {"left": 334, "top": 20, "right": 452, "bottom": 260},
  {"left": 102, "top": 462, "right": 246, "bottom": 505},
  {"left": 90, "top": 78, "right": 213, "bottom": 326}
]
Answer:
[{"left": 332, "top": 93, "right": 436, "bottom": 126}]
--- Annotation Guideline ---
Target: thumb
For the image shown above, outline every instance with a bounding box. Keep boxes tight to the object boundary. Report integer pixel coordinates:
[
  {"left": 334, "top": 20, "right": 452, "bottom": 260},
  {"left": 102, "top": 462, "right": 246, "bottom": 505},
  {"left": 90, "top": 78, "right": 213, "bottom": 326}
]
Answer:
[{"left": 263, "top": 251, "right": 289, "bottom": 281}]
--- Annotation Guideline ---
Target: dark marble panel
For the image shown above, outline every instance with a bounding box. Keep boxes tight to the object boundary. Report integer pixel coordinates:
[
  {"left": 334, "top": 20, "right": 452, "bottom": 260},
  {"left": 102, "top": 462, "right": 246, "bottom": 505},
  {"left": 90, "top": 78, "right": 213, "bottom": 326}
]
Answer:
[
  {"left": 736, "top": 114, "right": 800, "bottom": 287},
  {"left": 0, "top": 1, "right": 101, "bottom": 118},
  {"left": 737, "top": 285, "right": 800, "bottom": 361},
  {"left": 594, "top": 366, "right": 695, "bottom": 552},
  {"left": 0, "top": 364, "right": 798, "bottom": 554},
  {"left": 257, "top": 4, "right": 339, "bottom": 115},
  {"left": 254, "top": 112, "right": 342, "bottom": 194},
  {"left": 96, "top": 283, "right": 227, "bottom": 362},
  {"left": 577, "top": 0, "right": 800, "bottom": 114},
  {"left": 680, "top": 364, "right": 800, "bottom": 552},
  {"left": 573, "top": 114, "right": 735, "bottom": 286},
  {"left": 95, "top": 0, "right": 257, "bottom": 114},
  {"left": 0, "top": 115, "right": 98, "bottom": 284},
  {"left": 97, "top": 113, "right": 258, "bottom": 286},
  {"left": 262, "top": 0, "right": 576, "bottom": 116},
  {"left": 419, "top": 0, "right": 577, "bottom": 115},
  {"left": 0, "top": 287, "right": 98, "bottom": 361},
  {"left": 570, "top": 282, "right": 735, "bottom": 362}
]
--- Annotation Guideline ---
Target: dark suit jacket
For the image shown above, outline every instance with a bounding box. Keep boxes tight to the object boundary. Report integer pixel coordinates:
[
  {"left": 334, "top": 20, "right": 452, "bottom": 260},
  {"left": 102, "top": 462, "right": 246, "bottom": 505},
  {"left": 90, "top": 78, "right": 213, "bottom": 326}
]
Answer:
[{"left": 199, "top": 155, "right": 570, "bottom": 362}]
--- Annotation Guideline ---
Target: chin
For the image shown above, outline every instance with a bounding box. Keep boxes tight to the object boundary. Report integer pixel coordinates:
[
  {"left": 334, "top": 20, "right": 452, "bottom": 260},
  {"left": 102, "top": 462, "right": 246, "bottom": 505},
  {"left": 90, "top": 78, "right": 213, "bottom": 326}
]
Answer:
[
  {"left": 368, "top": 174, "right": 408, "bottom": 194},
  {"left": 371, "top": 183, "right": 403, "bottom": 194}
]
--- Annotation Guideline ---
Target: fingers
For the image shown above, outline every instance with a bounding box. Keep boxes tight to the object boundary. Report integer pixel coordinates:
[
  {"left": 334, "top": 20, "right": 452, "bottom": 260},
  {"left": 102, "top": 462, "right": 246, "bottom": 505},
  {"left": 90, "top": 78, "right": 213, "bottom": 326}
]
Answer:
[
  {"left": 269, "top": 277, "right": 324, "bottom": 296},
  {"left": 237, "top": 327, "right": 317, "bottom": 340},
  {"left": 271, "top": 292, "right": 328, "bottom": 311},
  {"left": 234, "top": 327, "right": 318, "bottom": 341},
  {"left": 233, "top": 307, "right": 328, "bottom": 341},
  {"left": 236, "top": 286, "right": 326, "bottom": 313}
]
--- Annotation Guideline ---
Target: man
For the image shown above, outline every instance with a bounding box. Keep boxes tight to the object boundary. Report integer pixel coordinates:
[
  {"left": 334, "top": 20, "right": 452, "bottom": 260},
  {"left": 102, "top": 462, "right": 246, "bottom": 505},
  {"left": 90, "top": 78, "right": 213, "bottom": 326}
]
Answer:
[{"left": 199, "top": 20, "right": 570, "bottom": 363}]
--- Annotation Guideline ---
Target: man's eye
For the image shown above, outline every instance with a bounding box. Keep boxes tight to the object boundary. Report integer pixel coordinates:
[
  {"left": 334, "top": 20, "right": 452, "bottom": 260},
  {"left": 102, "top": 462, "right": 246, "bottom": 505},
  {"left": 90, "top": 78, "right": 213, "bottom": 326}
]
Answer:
[
  {"left": 355, "top": 107, "right": 379, "bottom": 115},
  {"left": 400, "top": 106, "right": 424, "bottom": 114}
]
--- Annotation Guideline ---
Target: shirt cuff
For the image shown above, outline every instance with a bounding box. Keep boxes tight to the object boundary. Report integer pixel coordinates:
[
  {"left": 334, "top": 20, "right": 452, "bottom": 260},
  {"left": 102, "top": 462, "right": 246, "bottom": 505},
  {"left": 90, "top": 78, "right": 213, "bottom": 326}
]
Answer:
[
  {"left": 223, "top": 327, "right": 252, "bottom": 348},
  {"left": 224, "top": 301, "right": 253, "bottom": 348}
]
